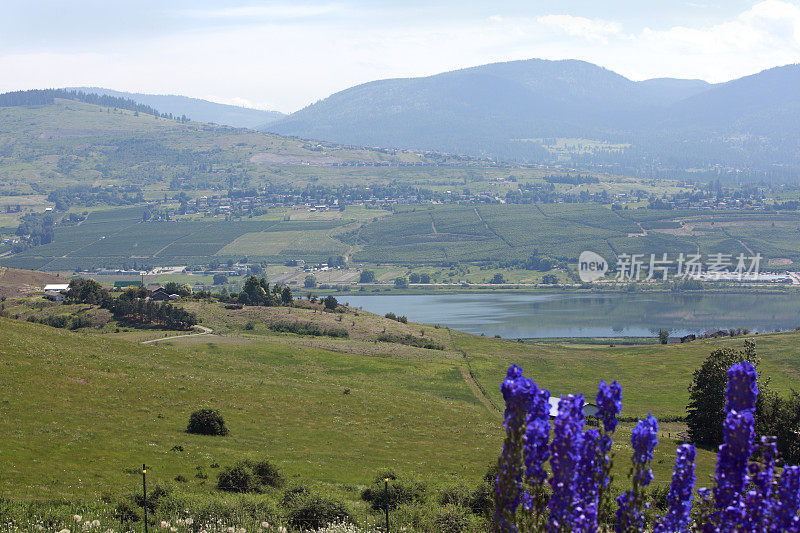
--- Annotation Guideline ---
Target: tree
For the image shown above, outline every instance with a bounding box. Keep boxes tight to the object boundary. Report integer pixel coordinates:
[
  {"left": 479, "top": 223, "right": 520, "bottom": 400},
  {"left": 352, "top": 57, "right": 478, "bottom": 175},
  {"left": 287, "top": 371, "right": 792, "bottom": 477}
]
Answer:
[
  {"left": 541, "top": 274, "right": 559, "bottom": 285},
  {"left": 408, "top": 273, "right": 420, "bottom": 283},
  {"left": 213, "top": 274, "right": 228, "bottom": 285},
  {"left": 359, "top": 270, "right": 375, "bottom": 283},
  {"left": 281, "top": 286, "right": 293, "bottom": 305},
  {"left": 658, "top": 329, "right": 669, "bottom": 344},
  {"left": 163, "top": 282, "right": 191, "bottom": 297},
  {"left": 323, "top": 295, "right": 338, "bottom": 310},
  {"left": 394, "top": 277, "right": 409, "bottom": 288},
  {"left": 490, "top": 273, "right": 505, "bottom": 284},
  {"left": 419, "top": 273, "right": 431, "bottom": 284},
  {"left": 686, "top": 340, "right": 761, "bottom": 446},
  {"left": 304, "top": 275, "right": 317, "bottom": 288}
]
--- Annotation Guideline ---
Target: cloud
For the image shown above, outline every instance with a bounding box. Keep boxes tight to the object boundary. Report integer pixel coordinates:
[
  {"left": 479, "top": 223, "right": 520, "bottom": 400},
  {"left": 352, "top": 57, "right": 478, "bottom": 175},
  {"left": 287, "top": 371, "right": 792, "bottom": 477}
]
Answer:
[
  {"left": 1, "top": 1, "right": 800, "bottom": 112},
  {"left": 536, "top": 14, "right": 622, "bottom": 44}
]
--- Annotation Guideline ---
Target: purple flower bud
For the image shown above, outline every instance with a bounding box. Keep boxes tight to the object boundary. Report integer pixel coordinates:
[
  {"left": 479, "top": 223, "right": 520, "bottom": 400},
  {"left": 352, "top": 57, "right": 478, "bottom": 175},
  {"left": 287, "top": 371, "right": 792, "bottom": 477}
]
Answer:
[
  {"left": 773, "top": 465, "right": 800, "bottom": 532},
  {"left": 631, "top": 414, "right": 659, "bottom": 487},
  {"left": 548, "top": 394, "right": 585, "bottom": 530},
  {"left": 597, "top": 380, "right": 623, "bottom": 433},
  {"left": 655, "top": 444, "right": 696, "bottom": 533},
  {"left": 725, "top": 361, "right": 758, "bottom": 413},
  {"left": 523, "top": 387, "right": 550, "bottom": 485}
]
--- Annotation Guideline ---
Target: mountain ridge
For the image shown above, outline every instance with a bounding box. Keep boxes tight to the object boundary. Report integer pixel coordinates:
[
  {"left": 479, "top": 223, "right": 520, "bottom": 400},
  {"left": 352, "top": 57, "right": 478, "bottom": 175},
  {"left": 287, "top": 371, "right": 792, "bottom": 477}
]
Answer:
[
  {"left": 266, "top": 58, "right": 800, "bottom": 177},
  {"left": 66, "top": 87, "right": 284, "bottom": 129}
]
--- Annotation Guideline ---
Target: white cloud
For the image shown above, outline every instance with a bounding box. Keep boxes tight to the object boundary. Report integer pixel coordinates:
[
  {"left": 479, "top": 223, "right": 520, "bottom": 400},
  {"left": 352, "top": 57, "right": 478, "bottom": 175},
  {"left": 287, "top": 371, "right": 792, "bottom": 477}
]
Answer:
[
  {"left": 536, "top": 14, "right": 623, "bottom": 44},
  {"left": 1, "top": 1, "right": 800, "bottom": 112}
]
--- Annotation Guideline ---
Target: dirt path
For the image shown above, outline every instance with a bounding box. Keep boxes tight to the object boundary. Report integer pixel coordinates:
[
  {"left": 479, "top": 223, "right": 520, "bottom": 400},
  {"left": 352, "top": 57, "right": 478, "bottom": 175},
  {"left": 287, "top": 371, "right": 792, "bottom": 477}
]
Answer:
[
  {"left": 141, "top": 325, "right": 212, "bottom": 344},
  {"left": 449, "top": 330, "right": 501, "bottom": 415}
]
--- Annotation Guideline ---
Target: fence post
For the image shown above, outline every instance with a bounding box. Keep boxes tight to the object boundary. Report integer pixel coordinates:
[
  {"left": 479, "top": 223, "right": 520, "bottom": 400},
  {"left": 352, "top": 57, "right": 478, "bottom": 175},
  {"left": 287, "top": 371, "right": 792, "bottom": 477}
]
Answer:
[
  {"left": 384, "top": 477, "right": 390, "bottom": 532},
  {"left": 142, "top": 464, "right": 148, "bottom": 533}
]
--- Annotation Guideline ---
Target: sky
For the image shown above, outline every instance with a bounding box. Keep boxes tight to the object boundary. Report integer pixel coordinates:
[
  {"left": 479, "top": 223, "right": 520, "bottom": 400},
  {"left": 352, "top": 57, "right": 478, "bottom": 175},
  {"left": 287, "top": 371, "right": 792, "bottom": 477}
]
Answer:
[{"left": 1, "top": 0, "right": 800, "bottom": 113}]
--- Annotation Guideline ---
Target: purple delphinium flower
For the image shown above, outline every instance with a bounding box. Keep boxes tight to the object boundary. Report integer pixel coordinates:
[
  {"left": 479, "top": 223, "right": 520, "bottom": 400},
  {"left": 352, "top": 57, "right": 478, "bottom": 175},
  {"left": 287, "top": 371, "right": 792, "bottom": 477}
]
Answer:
[
  {"left": 725, "top": 361, "right": 758, "bottom": 413},
  {"left": 523, "top": 385, "right": 551, "bottom": 486},
  {"left": 772, "top": 465, "right": 800, "bottom": 532},
  {"left": 616, "top": 415, "right": 659, "bottom": 533},
  {"left": 495, "top": 365, "right": 536, "bottom": 532},
  {"left": 632, "top": 414, "right": 659, "bottom": 487},
  {"left": 573, "top": 429, "right": 601, "bottom": 533},
  {"left": 713, "top": 362, "right": 758, "bottom": 532},
  {"left": 655, "top": 444, "right": 696, "bottom": 533},
  {"left": 596, "top": 380, "right": 622, "bottom": 516},
  {"left": 548, "top": 394, "right": 585, "bottom": 531},
  {"left": 743, "top": 436, "right": 776, "bottom": 532},
  {"left": 597, "top": 380, "right": 623, "bottom": 433}
]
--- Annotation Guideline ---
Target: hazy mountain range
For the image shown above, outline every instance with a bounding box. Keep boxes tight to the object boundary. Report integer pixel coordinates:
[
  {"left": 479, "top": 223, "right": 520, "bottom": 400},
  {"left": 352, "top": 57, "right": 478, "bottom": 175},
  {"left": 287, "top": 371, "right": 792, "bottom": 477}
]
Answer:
[
  {"left": 266, "top": 59, "right": 800, "bottom": 178},
  {"left": 66, "top": 87, "right": 284, "bottom": 129},
  {"left": 63, "top": 59, "right": 800, "bottom": 178}
]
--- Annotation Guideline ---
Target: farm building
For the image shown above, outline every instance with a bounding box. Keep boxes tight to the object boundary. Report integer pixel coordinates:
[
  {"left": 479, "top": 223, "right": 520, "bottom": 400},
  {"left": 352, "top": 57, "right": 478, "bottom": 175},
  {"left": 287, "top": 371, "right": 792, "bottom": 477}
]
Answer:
[
  {"left": 149, "top": 288, "right": 171, "bottom": 301},
  {"left": 548, "top": 396, "right": 599, "bottom": 418},
  {"left": 44, "top": 291, "right": 65, "bottom": 301},
  {"left": 43, "top": 284, "right": 70, "bottom": 292}
]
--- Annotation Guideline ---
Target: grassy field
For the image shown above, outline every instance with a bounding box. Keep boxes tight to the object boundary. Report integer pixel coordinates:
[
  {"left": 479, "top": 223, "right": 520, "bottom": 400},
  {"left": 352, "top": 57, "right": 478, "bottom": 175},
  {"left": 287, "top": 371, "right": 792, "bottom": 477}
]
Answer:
[{"left": 4, "top": 289, "right": 800, "bottom": 504}]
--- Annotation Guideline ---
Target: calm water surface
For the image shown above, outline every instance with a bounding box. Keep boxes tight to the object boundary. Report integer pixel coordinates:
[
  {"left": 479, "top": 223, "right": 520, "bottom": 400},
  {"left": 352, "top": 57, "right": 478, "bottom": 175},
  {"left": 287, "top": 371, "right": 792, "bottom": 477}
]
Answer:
[{"left": 342, "top": 292, "right": 800, "bottom": 338}]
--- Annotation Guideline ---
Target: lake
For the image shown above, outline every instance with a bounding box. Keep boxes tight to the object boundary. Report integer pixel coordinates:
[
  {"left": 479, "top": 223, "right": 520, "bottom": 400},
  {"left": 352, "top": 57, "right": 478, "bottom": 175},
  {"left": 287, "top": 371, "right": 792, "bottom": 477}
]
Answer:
[{"left": 341, "top": 292, "right": 800, "bottom": 338}]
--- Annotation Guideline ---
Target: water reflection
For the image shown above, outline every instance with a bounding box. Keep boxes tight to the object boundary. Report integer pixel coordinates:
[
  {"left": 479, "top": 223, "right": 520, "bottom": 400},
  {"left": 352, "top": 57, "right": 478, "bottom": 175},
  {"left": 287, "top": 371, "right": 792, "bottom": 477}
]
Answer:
[{"left": 343, "top": 292, "right": 800, "bottom": 338}]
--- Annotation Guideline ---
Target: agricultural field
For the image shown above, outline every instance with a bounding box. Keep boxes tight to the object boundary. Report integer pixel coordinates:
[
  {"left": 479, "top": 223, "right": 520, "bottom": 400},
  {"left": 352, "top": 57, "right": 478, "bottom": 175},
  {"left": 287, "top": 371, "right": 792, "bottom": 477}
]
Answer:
[
  {"left": 1, "top": 207, "right": 358, "bottom": 271},
  {"left": 348, "top": 204, "right": 800, "bottom": 268}
]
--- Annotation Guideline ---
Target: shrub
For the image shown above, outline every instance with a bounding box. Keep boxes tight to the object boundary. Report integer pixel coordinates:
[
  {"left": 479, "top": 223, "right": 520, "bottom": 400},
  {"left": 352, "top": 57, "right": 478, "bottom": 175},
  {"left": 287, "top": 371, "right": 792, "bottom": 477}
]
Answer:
[
  {"left": 361, "top": 477, "right": 427, "bottom": 511},
  {"left": 186, "top": 409, "right": 229, "bottom": 436},
  {"left": 268, "top": 320, "right": 348, "bottom": 338},
  {"left": 376, "top": 333, "right": 443, "bottom": 350},
  {"left": 251, "top": 459, "right": 285, "bottom": 488},
  {"left": 217, "top": 463, "right": 253, "bottom": 493},
  {"left": 286, "top": 497, "right": 354, "bottom": 530},
  {"left": 433, "top": 507, "right": 470, "bottom": 533},
  {"left": 216, "top": 459, "right": 284, "bottom": 493}
]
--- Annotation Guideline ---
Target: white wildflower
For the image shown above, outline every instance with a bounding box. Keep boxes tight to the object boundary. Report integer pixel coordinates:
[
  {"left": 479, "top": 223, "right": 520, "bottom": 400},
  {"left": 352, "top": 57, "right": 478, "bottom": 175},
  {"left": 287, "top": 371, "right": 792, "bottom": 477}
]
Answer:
[
  {"left": 161, "top": 521, "right": 170, "bottom": 529},
  {"left": 170, "top": 528, "right": 178, "bottom": 532},
  {"left": 184, "top": 518, "right": 193, "bottom": 526},
  {"left": 73, "top": 516, "right": 82, "bottom": 523},
  {"left": 58, "top": 529, "right": 71, "bottom": 533},
  {"left": 91, "top": 520, "right": 100, "bottom": 528},
  {"left": 260, "top": 522, "right": 269, "bottom": 529}
]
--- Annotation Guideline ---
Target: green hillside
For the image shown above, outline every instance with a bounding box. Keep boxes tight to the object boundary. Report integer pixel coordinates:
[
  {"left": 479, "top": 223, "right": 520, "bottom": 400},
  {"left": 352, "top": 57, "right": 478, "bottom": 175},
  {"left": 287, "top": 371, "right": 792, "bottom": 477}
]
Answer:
[{"left": 3, "top": 299, "right": 800, "bottom": 501}]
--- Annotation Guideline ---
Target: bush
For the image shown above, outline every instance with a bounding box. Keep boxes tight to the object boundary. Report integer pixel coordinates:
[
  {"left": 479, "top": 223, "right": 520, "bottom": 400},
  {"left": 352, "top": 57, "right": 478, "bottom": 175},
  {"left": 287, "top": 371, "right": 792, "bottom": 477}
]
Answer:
[
  {"left": 376, "top": 333, "right": 443, "bottom": 350},
  {"left": 268, "top": 321, "right": 348, "bottom": 338},
  {"left": 433, "top": 507, "right": 471, "bottom": 533},
  {"left": 216, "top": 459, "right": 284, "bottom": 493},
  {"left": 361, "top": 476, "right": 427, "bottom": 511},
  {"left": 186, "top": 409, "right": 229, "bottom": 436},
  {"left": 251, "top": 459, "right": 285, "bottom": 488},
  {"left": 286, "top": 497, "right": 354, "bottom": 530}
]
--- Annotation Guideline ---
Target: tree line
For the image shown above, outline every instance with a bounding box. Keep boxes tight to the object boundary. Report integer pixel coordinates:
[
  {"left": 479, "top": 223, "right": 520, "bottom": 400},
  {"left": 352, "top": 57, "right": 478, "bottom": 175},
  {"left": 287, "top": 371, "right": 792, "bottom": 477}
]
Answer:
[
  {"left": 0, "top": 89, "right": 179, "bottom": 120},
  {"left": 67, "top": 279, "right": 197, "bottom": 330}
]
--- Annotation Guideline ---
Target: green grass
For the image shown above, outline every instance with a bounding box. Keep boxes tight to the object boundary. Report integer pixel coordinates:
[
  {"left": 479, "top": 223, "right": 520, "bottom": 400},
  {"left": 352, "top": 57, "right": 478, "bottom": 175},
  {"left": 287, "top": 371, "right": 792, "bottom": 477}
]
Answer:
[
  {"left": 0, "top": 317, "right": 498, "bottom": 500},
  {"left": 3, "top": 296, "right": 800, "bottom": 504}
]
